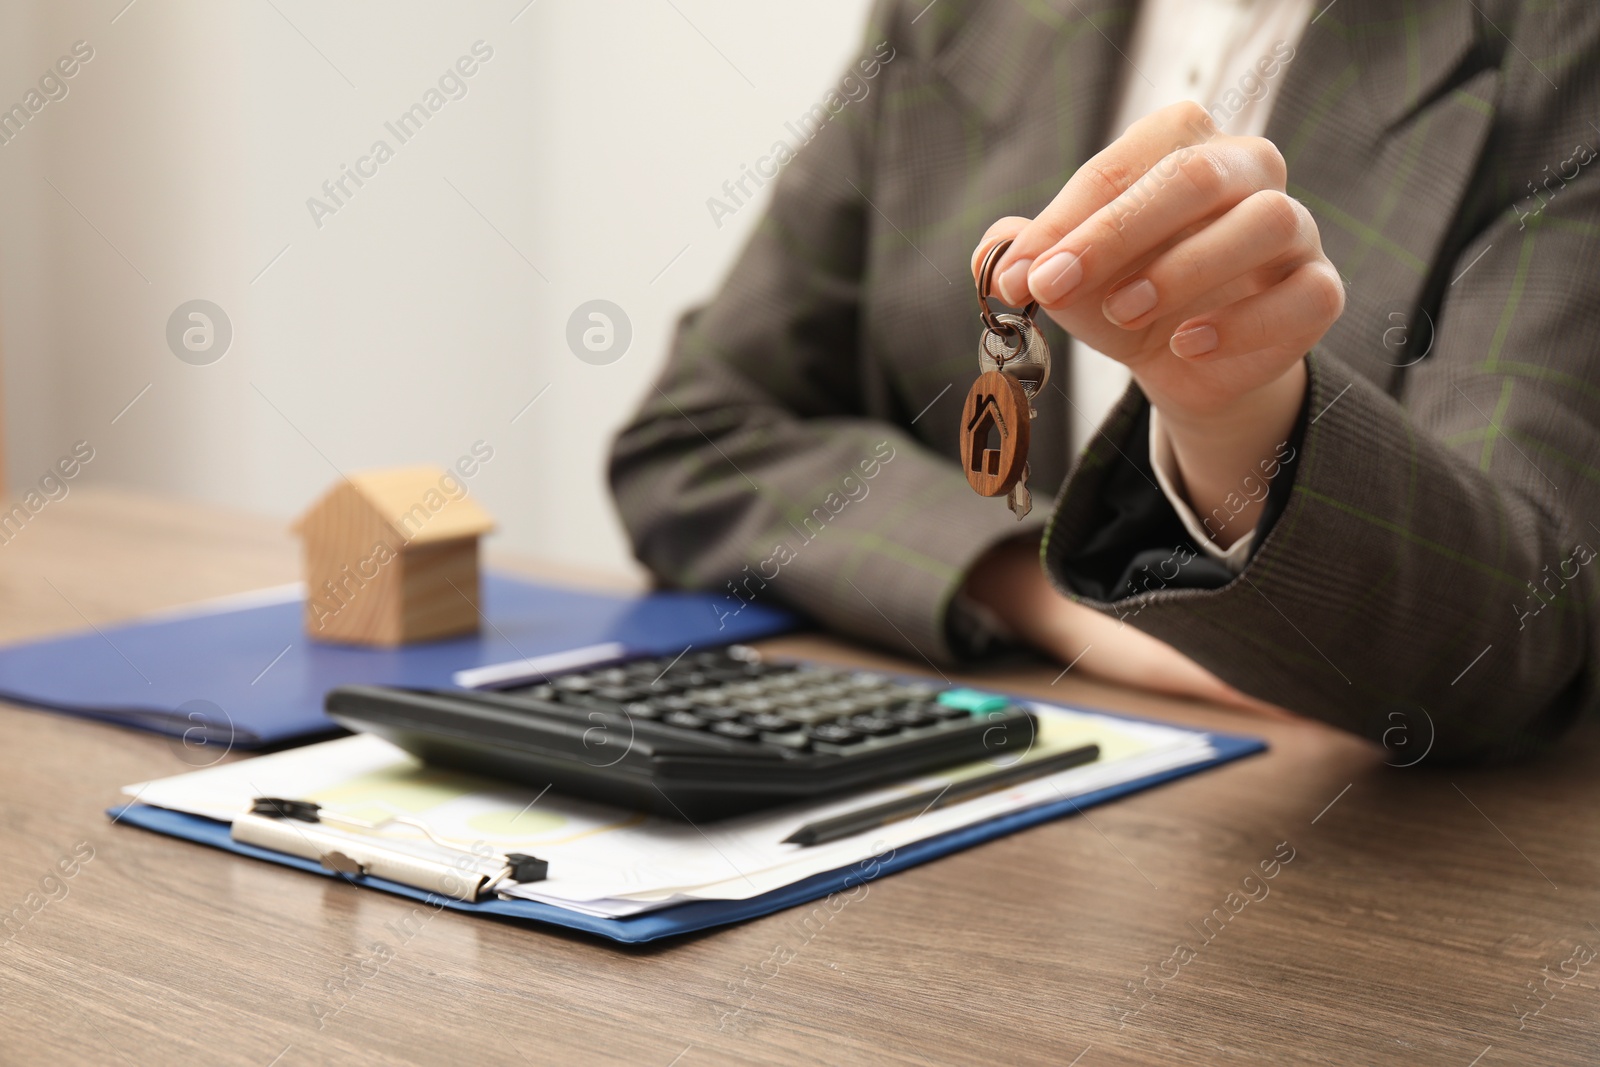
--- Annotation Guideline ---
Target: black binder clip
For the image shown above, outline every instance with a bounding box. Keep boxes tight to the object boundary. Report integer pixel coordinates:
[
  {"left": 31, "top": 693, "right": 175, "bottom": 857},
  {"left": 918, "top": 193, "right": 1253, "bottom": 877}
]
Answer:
[{"left": 240, "top": 795, "right": 549, "bottom": 900}]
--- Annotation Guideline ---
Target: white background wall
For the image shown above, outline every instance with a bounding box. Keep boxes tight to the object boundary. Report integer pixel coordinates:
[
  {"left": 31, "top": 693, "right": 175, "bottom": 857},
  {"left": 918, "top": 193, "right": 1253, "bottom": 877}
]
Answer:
[{"left": 0, "top": 0, "right": 875, "bottom": 578}]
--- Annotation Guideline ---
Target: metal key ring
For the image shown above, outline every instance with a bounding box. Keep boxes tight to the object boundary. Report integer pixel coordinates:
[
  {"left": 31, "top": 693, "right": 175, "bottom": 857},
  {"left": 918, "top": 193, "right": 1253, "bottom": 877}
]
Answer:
[{"left": 977, "top": 239, "right": 1040, "bottom": 355}]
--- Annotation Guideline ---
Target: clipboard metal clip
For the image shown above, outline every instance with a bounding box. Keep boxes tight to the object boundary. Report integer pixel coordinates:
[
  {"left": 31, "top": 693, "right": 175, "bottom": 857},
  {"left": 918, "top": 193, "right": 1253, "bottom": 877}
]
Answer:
[{"left": 231, "top": 796, "right": 548, "bottom": 903}]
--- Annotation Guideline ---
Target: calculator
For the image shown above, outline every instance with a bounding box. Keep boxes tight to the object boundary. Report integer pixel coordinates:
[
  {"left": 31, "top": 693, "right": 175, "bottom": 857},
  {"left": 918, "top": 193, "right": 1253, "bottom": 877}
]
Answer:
[{"left": 326, "top": 645, "right": 1036, "bottom": 820}]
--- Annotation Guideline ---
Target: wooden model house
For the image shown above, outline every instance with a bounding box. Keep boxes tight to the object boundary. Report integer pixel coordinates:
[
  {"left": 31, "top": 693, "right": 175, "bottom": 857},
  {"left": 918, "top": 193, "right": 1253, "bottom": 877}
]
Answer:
[{"left": 293, "top": 467, "right": 494, "bottom": 646}]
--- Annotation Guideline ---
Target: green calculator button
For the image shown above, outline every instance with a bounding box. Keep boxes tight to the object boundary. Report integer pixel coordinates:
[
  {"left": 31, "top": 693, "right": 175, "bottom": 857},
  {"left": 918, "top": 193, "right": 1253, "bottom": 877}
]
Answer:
[{"left": 936, "top": 688, "right": 1009, "bottom": 714}]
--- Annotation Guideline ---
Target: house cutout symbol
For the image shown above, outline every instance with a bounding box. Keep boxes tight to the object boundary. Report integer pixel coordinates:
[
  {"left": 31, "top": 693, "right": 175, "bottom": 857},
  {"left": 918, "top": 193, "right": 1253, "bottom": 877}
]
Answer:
[{"left": 966, "top": 393, "right": 1009, "bottom": 477}]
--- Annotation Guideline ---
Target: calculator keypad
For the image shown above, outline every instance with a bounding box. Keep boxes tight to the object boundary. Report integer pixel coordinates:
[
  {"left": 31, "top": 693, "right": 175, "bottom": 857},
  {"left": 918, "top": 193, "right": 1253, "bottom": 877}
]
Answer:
[{"left": 502, "top": 648, "right": 997, "bottom": 757}]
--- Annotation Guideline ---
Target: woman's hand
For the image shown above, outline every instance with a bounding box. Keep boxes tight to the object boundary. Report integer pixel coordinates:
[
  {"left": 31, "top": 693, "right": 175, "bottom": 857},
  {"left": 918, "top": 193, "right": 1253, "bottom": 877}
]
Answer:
[
  {"left": 971, "top": 101, "right": 1344, "bottom": 544},
  {"left": 963, "top": 537, "right": 1287, "bottom": 717}
]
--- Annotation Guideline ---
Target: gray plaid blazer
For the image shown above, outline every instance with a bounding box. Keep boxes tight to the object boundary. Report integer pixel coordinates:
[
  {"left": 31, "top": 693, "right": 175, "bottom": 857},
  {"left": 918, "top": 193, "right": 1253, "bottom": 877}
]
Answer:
[{"left": 611, "top": 0, "right": 1600, "bottom": 760}]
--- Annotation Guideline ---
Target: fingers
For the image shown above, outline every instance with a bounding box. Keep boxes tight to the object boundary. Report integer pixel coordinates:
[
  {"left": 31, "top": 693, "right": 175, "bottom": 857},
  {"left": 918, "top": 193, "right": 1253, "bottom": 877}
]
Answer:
[
  {"left": 1166, "top": 259, "right": 1345, "bottom": 361},
  {"left": 1099, "top": 189, "right": 1317, "bottom": 329},
  {"left": 1024, "top": 136, "right": 1290, "bottom": 309},
  {"left": 967, "top": 103, "right": 1338, "bottom": 381},
  {"left": 970, "top": 216, "right": 1031, "bottom": 285},
  {"left": 990, "top": 101, "right": 1221, "bottom": 304}
]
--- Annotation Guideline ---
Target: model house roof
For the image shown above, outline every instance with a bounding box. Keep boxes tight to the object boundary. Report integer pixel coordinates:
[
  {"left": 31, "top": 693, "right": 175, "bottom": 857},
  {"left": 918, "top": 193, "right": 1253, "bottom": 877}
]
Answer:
[{"left": 294, "top": 466, "right": 494, "bottom": 546}]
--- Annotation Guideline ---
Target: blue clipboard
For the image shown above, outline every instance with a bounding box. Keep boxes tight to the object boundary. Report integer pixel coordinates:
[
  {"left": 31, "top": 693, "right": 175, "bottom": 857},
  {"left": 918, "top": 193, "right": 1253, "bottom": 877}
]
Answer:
[
  {"left": 107, "top": 722, "right": 1266, "bottom": 944},
  {"left": 0, "top": 574, "right": 798, "bottom": 747}
]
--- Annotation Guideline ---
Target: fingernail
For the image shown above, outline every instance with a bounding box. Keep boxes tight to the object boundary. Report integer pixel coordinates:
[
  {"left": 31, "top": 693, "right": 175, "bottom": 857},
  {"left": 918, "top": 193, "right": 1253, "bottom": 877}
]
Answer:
[
  {"left": 1170, "top": 324, "right": 1218, "bottom": 359},
  {"left": 1103, "top": 279, "right": 1157, "bottom": 326},
  {"left": 997, "top": 258, "right": 1033, "bottom": 305},
  {"left": 1029, "top": 251, "right": 1083, "bottom": 305}
]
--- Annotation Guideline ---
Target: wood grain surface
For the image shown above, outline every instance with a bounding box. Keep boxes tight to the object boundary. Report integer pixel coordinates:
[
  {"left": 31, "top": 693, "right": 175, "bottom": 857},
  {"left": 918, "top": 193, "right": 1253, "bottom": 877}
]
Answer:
[
  {"left": 1, "top": 490, "right": 1596, "bottom": 1066},
  {"left": 960, "top": 371, "right": 1030, "bottom": 497},
  {"left": 296, "top": 470, "right": 489, "bottom": 646}
]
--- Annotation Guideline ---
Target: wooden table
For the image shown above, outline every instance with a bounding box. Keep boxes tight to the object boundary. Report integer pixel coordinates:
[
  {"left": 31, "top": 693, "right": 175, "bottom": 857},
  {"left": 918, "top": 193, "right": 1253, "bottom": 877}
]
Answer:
[{"left": 2, "top": 490, "right": 1596, "bottom": 1066}]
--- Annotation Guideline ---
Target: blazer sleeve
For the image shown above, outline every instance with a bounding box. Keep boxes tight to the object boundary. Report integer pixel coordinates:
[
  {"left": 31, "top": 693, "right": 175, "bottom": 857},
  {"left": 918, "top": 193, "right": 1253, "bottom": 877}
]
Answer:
[
  {"left": 1044, "top": 56, "right": 1600, "bottom": 762},
  {"left": 608, "top": 4, "right": 1030, "bottom": 664}
]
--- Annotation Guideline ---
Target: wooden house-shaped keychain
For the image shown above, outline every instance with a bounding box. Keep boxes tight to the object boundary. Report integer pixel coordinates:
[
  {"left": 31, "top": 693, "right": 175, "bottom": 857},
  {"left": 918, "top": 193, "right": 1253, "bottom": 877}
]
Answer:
[{"left": 293, "top": 467, "right": 494, "bottom": 646}]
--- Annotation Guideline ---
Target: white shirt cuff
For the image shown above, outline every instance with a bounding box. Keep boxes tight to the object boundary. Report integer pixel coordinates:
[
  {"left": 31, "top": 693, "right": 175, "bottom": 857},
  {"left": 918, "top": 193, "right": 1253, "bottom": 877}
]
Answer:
[{"left": 1148, "top": 409, "right": 1255, "bottom": 574}]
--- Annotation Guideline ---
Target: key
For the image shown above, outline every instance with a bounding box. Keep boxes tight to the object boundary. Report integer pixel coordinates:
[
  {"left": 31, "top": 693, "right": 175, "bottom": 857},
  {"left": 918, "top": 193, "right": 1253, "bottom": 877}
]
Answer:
[
  {"left": 696, "top": 705, "right": 745, "bottom": 722},
  {"left": 745, "top": 712, "right": 798, "bottom": 732},
  {"left": 965, "top": 239, "right": 1053, "bottom": 520},
  {"left": 843, "top": 714, "right": 899, "bottom": 737},
  {"left": 979, "top": 313, "right": 1048, "bottom": 518},
  {"left": 886, "top": 705, "right": 937, "bottom": 728},
  {"left": 806, "top": 723, "right": 865, "bottom": 746},
  {"left": 1008, "top": 464, "right": 1032, "bottom": 519},
  {"left": 760, "top": 730, "right": 811, "bottom": 751}
]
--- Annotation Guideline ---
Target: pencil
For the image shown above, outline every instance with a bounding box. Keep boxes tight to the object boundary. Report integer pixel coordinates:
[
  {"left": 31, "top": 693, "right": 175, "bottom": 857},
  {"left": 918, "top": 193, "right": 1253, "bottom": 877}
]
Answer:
[{"left": 782, "top": 742, "right": 1101, "bottom": 847}]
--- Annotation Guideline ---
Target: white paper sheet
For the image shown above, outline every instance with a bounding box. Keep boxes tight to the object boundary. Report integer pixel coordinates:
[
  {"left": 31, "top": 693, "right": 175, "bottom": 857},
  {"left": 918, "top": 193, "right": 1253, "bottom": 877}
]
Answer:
[{"left": 123, "top": 702, "right": 1219, "bottom": 916}]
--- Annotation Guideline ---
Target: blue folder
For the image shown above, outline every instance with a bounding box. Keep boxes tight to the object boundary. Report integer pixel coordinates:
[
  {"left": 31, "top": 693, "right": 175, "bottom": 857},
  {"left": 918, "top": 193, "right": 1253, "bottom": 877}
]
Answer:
[
  {"left": 0, "top": 575, "right": 798, "bottom": 747},
  {"left": 109, "top": 721, "right": 1265, "bottom": 944}
]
